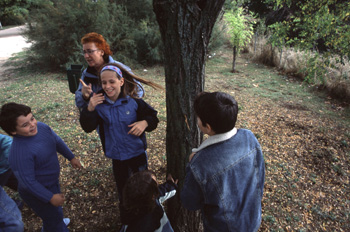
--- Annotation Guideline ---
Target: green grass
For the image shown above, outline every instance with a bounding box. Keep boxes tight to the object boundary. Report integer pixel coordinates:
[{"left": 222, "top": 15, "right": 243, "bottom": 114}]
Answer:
[{"left": 1, "top": 48, "right": 349, "bottom": 231}]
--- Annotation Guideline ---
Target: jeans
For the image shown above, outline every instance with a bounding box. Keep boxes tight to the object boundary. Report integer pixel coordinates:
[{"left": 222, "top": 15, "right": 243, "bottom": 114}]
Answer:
[
  {"left": 0, "top": 186, "right": 24, "bottom": 232},
  {"left": 19, "top": 182, "right": 68, "bottom": 232}
]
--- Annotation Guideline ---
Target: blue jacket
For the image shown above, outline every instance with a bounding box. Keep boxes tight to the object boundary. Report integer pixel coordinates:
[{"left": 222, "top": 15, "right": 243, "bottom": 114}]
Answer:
[
  {"left": 181, "top": 129, "right": 265, "bottom": 232},
  {"left": 0, "top": 186, "right": 24, "bottom": 231},
  {"left": 75, "top": 56, "right": 144, "bottom": 108},
  {"left": 79, "top": 94, "right": 159, "bottom": 161},
  {"left": 0, "top": 134, "right": 12, "bottom": 174}
]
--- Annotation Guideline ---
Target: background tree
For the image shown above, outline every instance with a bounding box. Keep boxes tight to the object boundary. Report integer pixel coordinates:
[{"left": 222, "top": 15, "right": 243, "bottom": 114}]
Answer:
[
  {"left": 0, "top": 0, "right": 47, "bottom": 25},
  {"left": 255, "top": 0, "right": 350, "bottom": 82},
  {"left": 153, "top": 0, "right": 226, "bottom": 231},
  {"left": 224, "top": 6, "right": 255, "bottom": 72},
  {"left": 23, "top": 0, "right": 163, "bottom": 70}
]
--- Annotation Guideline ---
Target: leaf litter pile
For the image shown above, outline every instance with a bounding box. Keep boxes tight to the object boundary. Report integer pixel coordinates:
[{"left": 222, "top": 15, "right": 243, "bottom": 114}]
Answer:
[{"left": 1, "top": 50, "right": 349, "bottom": 231}]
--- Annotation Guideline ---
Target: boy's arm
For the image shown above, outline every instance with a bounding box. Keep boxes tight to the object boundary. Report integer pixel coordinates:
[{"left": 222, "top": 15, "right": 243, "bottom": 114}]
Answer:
[
  {"left": 51, "top": 128, "right": 75, "bottom": 161},
  {"left": 180, "top": 165, "right": 204, "bottom": 211},
  {"left": 134, "top": 98, "right": 159, "bottom": 132}
]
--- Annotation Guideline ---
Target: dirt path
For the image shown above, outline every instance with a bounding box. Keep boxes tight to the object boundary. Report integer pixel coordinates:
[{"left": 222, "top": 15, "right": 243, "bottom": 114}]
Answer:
[{"left": 0, "top": 29, "right": 31, "bottom": 86}]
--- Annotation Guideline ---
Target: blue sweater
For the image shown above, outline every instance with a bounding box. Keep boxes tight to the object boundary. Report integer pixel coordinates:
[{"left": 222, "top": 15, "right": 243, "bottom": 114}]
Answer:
[{"left": 9, "top": 122, "right": 75, "bottom": 203}]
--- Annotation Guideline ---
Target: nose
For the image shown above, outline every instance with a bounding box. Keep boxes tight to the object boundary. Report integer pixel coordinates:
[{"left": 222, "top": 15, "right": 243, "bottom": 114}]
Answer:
[{"left": 29, "top": 120, "right": 36, "bottom": 128}]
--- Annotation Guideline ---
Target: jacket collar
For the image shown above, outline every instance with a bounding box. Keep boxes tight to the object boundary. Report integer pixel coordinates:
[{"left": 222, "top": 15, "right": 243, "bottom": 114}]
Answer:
[{"left": 192, "top": 127, "right": 237, "bottom": 153}]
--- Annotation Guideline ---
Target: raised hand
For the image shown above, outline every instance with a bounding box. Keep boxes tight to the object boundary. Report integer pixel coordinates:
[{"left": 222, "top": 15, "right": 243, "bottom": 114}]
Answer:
[{"left": 80, "top": 79, "right": 93, "bottom": 100}]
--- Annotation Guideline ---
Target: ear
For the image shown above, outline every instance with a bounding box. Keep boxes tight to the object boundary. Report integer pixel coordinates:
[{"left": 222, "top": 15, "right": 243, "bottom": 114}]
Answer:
[
  {"left": 205, "top": 123, "right": 216, "bottom": 136},
  {"left": 120, "top": 77, "right": 125, "bottom": 86}
]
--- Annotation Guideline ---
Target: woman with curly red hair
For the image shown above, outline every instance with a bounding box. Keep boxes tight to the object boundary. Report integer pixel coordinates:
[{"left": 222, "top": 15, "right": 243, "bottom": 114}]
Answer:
[{"left": 75, "top": 32, "right": 144, "bottom": 109}]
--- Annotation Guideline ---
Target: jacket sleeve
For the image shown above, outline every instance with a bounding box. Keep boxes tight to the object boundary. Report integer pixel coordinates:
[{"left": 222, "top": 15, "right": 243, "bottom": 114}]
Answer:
[
  {"left": 180, "top": 165, "right": 204, "bottom": 211},
  {"left": 79, "top": 107, "right": 99, "bottom": 133},
  {"left": 158, "top": 180, "right": 177, "bottom": 204},
  {"left": 135, "top": 98, "right": 159, "bottom": 132},
  {"left": 75, "top": 72, "right": 89, "bottom": 109},
  {"left": 0, "top": 134, "right": 12, "bottom": 170}
]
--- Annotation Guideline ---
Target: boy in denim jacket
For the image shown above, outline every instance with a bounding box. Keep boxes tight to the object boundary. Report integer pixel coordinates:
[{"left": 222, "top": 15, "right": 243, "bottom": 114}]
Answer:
[{"left": 181, "top": 92, "right": 265, "bottom": 232}]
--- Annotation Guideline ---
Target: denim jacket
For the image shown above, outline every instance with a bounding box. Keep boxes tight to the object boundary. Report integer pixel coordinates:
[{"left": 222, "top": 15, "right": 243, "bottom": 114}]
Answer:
[{"left": 181, "top": 128, "right": 265, "bottom": 232}]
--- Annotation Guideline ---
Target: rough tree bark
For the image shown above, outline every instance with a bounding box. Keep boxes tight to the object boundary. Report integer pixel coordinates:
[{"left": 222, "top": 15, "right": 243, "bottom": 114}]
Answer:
[{"left": 153, "top": 1, "right": 226, "bottom": 231}]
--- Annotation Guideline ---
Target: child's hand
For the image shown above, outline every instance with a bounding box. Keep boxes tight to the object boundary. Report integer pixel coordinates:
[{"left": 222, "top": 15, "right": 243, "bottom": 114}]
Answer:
[
  {"left": 87, "top": 93, "right": 104, "bottom": 111},
  {"left": 70, "top": 157, "right": 82, "bottom": 169},
  {"left": 167, "top": 173, "right": 178, "bottom": 185},
  {"left": 50, "top": 193, "right": 65, "bottom": 207},
  {"left": 128, "top": 120, "right": 148, "bottom": 136},
  {"left": 189, "top": 152, "right": 196, "bottom": 162}
]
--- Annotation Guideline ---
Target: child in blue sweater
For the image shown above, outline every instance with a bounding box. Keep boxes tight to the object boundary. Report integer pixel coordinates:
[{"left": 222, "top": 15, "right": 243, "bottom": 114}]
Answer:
[
  {"left": 0, "top": 103, "right": 82, "bottom": 232},
  {"left": 79, "top": 63, "right": 162, "bottom": 220}
]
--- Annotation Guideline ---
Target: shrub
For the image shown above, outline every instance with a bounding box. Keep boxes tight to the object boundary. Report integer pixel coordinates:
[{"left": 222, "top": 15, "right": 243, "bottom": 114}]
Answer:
[{"left": 23, "top": 0, "right": 162, "bottom": 70}]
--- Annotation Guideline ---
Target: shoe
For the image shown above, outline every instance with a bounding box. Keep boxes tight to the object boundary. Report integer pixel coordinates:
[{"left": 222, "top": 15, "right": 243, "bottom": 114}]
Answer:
[{"left": 63, "top": 218, "right": 70, "bottom": 226}]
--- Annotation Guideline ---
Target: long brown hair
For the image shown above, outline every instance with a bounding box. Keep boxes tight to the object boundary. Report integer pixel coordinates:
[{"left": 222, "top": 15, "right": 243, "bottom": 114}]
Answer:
[
  {"left": 98, "top": 63, "right": 164, "bottom": 98},
  {"left": 122, "top": 170, "right": 159, "bottom": 215}
]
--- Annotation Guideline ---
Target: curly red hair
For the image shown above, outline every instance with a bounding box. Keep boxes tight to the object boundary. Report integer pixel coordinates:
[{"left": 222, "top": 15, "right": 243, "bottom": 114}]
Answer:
[{"left": 81, "top": 32, "right": 113, "bottom": 59}]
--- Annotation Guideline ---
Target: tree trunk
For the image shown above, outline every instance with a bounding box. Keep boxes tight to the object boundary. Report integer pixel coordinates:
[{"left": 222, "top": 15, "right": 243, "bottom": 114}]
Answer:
[
  {"left": 232, "top": 45, "right": 237, "bottom": 72},
  {"left": 153, "top": 1, "right": 225, "bottom": 231}
]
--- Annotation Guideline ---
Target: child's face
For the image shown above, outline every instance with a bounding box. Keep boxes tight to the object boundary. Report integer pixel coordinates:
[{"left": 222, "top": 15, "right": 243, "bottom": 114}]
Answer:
[
  {"left": 101, "top": 70, "right": 124, "bottom": 102},
  {"left": 13, "top": 113, "right": 38, "bottom": 136}
]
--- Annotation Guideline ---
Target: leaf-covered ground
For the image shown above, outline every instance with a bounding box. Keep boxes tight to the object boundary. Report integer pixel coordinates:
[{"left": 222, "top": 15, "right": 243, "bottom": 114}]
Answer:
[{"left": 1, "top": 49, "right": 349, "bottom": 231}]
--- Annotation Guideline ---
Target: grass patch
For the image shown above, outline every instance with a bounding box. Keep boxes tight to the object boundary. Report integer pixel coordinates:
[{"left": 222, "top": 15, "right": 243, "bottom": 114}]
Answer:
[{"left": 1, "top": 48, "right": 349, "bottom": 231}]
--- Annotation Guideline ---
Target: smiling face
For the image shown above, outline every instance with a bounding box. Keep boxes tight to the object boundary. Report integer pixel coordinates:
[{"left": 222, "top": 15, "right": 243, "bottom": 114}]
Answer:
[
  {"left": 82, "top": 42, "right": 105, "bottom": 70},
  {"left": 13, "top": 113, "right": 38, "bottom": 136},
  {"left": 101, "top": 70, "right": 124, "bottom": 102}
]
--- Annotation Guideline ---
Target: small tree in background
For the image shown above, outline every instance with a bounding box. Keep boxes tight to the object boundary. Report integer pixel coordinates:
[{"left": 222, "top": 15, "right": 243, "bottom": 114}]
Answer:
[{"left": 224, "top": 6, "right": 255, "bottom": 72}]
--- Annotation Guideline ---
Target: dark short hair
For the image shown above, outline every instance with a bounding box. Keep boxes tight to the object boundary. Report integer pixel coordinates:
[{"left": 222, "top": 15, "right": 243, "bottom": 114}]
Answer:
[
  {"left": 0, "top": 103, "right": 32, "bottom": 135},
  {"left": 194, "top": 92, "right": 238, "bottom": 134},
  {"left": 122, "top": 170, "right": 159, "bottom": 215}
]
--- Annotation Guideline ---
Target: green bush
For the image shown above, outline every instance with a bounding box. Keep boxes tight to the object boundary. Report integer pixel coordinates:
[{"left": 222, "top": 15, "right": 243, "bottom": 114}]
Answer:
[{"left": 23, "top": 0, "right": 162, "bottom": 70}]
